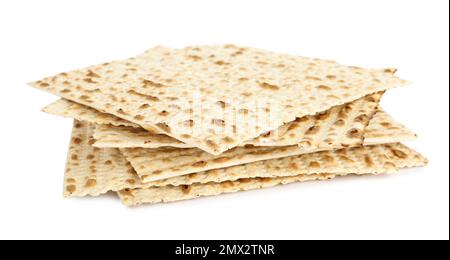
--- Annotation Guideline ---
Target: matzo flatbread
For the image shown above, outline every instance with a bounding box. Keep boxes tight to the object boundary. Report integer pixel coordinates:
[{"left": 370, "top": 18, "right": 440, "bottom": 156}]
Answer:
[
  {"left": 364, "top": 110, "right": 417, "bottom": 145},
  {"left": 43, "top": 99, "right": 140, "bottom": 128},
  {"left": 118, "top": 174, "right": 336, "bottom": 206},
  {"left": 93, "top": 124, "right": 193, "bottom": 149},
  {"left": 121, "top": 107, "right": 415, "bottom": 183},
  {"left": 64, "top": 119, "right": 422, "bottom": 197},
  {"left": 64, "top": 121, "right": 143, "bottom": 197},
  {"left": 144, "top": 142, "right": 426, "bottom": 187},
  {"left": 117, "top": 144, "right": 427, "bottom": 205},
  {"left": 30, "top": 45, "right": 408, "bottom": 154},
  {"left": 93, "top": 92, "right": 382, "bottom": 148}
]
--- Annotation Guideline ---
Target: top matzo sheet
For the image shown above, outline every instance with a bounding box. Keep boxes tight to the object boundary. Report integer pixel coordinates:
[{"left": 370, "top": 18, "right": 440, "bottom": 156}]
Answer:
[{"left": 30, "top": 45, "right": 408, "bottom": 154}]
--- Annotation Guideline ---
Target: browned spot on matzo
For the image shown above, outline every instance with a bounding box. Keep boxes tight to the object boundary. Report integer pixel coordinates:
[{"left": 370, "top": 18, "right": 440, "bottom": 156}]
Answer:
[
  {"left": 258, "top": 82, "right": 280, "bottom": 90},
  {"left": 181, "top": 185, "right": 191, "bottom": 194},
  {"left": 306, "top": 126, "right": 320, "bottom": 135},
  {"left": 317, "top": 85, "right": 332, "bottom": 91},
  {"left": 216, "top": 101, "right": 227, "bottom": 108},
  {"left": 192, "top": 161, "right": 208, "bottom": 167},
  {"left": 83, "top": 78, "right": 97, "bottom": 84},
  {"left": 309, "top": 161, "right": 320, "bottom": 168},
  {"left": 72, "top": 137, "right": 82, "bottom": 144},
  {"left": 159, "top": 110, "right": 169, "bottom": 116},
  {"left": 222, "top": 137, "right": 234, "bottom": 143},
  {"left": 118, "top": 189, "right": 134, "bottom": 197},
  {"left": 116, "top": 108, "right": 128, "bottom": 115},
  {"left": 315, "top": 111, "right": 331, "bottom": 120},
  {"left": 85, "top": 179, "right": 97, "bottom": 187},
  {"left": 347, "top": 128, "right": 362, "bottom": 139},
  {"left": 391, "top": 149, "right": 408, "bottom": 159},
  {"left": 86, "top": 70, "right": 101, "bottom": 78},
  {"left": 142, "top": 79, "right": 165, "bottom": 88},
  {"left": 134, "top": 115, "right": 144, "bottom": 120},
  {"left": 364, "top": 155, "right": 374, "bottom": 167},
  {"left": 213, "top": 157, "right": 230, "bottom": 163},
  {"left": 127, "top": 89, "right": 160, "bottom": 102},
  {"left": 183, "top": 120, "right": 194, "bottom": 127},
  {"left": 187, "top": 55, "right": 202, "bottom": 61},
  {"left": 214, "top": 60, "right": 230, "bottom": 66},
  {"left": 354, "top": 114, "right": 369, "bottom": 123},
  {"left": 212, "top": 119, "right": 226, "bottom": 126},
  {"left": 139, "top": 104, "right": 150, "bottom": 109},
  {"left": 66, "top": 185, "right": 76, "bottom": 193},
  {"left": 156, "top": 123, "right": 171, "bottom": 133}
]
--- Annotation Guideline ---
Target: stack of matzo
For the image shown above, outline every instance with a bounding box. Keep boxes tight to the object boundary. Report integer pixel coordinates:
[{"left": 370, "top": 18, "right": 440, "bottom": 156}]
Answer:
[{"left": 30, "top": 45, "right": 427, "bottom": 206}]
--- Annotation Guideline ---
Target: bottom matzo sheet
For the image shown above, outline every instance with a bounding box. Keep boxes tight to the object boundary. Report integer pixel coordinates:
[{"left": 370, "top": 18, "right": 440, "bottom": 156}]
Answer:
[{"left": 117, "top": 145, "right": 427, "bottom": 205}]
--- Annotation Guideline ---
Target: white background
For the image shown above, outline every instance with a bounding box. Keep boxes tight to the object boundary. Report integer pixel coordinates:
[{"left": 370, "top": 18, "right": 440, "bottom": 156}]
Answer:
[{"left": 0, "top": 0, "right": 448, "bottom": 240}]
